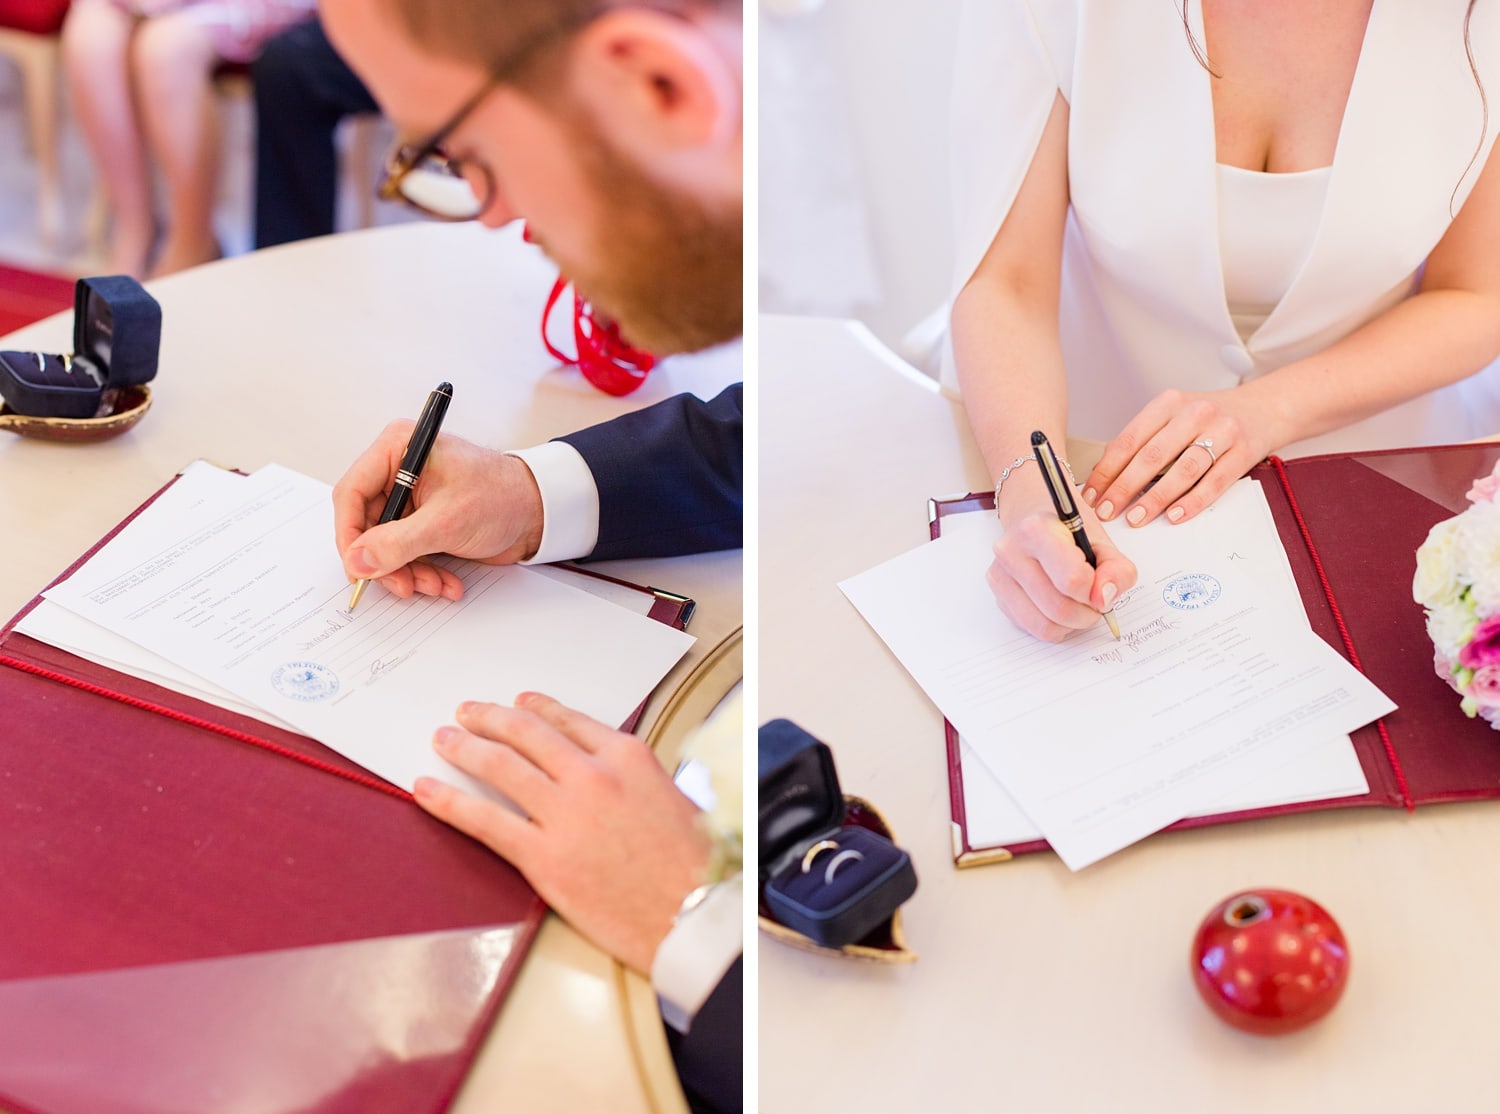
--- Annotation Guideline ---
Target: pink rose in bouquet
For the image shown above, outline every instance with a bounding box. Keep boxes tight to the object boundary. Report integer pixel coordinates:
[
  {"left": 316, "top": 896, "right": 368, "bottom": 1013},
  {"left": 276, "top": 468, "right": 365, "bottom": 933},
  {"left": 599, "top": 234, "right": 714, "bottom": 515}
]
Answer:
[{"left": 1415, "top": 459, "right": 1500, "bottom": 729}]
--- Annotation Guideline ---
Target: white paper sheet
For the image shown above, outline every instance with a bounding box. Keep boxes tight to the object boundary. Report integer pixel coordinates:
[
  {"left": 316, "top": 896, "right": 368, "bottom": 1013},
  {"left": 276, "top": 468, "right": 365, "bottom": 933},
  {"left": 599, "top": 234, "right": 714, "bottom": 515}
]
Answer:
[
  {"left": 42, "top": 463, "right": 695, "bottom": 800},
  {"left": 839, "top": 479, "right": 1394, "bottom": 869},
  {"left": 950, "top": 482, "right": 1371, "bottom": 851}
]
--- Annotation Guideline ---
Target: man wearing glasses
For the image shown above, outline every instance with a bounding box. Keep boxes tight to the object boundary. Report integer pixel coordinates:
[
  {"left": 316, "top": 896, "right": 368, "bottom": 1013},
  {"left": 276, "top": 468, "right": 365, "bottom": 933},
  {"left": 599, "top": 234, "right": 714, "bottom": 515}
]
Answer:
[{"left": 320, "top": 1, "right": 742, "bottom": 1112}]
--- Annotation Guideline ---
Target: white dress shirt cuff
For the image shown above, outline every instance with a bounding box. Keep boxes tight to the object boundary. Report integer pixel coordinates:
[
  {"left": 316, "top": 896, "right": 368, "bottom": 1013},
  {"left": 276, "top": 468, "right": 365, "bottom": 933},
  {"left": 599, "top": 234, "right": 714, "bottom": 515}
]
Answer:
[
  {"left": 505, "top": 441, "right": 600, "bottom": 565},
  {"left": 653, "top": 882, "right": 743, "bottom": 1034}
]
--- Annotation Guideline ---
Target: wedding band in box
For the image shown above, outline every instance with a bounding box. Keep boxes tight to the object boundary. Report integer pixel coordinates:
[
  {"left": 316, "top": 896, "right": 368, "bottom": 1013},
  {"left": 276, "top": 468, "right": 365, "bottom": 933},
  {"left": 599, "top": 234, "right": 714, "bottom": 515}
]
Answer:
[
  {"left": 0, "top": 276, "right": 161, "bottom": 441},
  {"left": 759, "top": 719, "right": 917, "bottom": 952}
]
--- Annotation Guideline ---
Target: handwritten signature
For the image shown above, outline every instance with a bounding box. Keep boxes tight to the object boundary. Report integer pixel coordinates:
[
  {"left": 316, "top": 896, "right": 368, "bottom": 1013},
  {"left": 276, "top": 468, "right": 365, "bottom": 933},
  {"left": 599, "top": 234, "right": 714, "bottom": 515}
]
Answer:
[
  {"left": 368, "top": 651, "right": 414, "bottom": 682},
  {"left": 1091, "top": 617, "right": 1180, "bottom": 664}
]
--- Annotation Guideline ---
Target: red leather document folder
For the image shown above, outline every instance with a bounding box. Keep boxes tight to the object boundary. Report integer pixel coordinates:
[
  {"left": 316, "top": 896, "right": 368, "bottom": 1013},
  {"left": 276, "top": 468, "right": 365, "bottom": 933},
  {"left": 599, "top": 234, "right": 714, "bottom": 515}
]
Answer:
[
  {"left": 0, "top": 472, "right": 693, "bottom": 1113},
  {"left": 936, "top": 442, "right": 1500, "bottom": 867}
]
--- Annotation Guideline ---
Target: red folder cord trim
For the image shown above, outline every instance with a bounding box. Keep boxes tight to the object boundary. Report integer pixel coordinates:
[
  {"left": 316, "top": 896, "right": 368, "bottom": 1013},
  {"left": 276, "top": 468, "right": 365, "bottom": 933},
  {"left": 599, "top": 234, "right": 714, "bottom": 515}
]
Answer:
[
  {"left": 0, "top": 654, "right": 413, "bottom": 804},
  {"left": 1268, "top": 456, "right": 1414, "bottom": 810}
]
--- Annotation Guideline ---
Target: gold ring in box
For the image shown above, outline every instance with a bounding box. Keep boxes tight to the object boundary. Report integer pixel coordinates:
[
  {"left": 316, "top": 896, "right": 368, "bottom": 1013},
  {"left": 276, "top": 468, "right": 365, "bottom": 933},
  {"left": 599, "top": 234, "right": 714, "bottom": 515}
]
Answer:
[{"left": 759, "top": 794, "right": 917, "bottom": 964}]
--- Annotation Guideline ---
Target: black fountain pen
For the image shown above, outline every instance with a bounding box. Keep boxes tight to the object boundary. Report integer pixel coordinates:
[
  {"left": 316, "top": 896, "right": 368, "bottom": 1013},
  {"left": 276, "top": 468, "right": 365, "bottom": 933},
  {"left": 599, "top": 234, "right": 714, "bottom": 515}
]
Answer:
[
  {"left": 348, "top": 382, "right": 453, "bottom": 612},
  {"left": 1030, "top": 430, "right": 1121, "bottom": 640}
]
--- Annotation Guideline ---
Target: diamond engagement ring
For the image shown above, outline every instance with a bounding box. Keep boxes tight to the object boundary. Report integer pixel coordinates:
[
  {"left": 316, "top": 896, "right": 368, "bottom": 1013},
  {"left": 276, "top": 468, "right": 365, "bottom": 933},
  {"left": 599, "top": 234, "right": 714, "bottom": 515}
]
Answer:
[{"left": 1192, "top": 438, "right": 1218, "bottom": 466}]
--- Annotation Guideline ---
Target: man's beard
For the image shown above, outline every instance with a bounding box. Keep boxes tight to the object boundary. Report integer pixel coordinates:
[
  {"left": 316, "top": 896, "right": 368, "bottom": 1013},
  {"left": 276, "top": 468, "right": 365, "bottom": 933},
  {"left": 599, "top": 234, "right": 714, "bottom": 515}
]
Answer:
[{"left": 545, "top": 113, "right": 742, "bottom": 356}]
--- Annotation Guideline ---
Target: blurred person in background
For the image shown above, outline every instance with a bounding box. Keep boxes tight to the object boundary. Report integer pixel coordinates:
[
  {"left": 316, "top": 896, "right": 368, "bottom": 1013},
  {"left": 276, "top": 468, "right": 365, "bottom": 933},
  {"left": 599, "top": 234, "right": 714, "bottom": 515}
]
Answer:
[
  {"left": 63, "top": 0, "right": 316, "bottom": 277},
  {"left": 251, "top": 15, "right": 379, "bottom": 248}
]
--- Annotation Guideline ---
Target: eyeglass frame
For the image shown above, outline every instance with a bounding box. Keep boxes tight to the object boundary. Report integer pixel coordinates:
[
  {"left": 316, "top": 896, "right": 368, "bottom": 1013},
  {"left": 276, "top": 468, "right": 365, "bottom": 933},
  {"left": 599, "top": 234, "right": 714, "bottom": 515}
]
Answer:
[{"left": 374, "top": 12, "right": 599, "bottom": 221}]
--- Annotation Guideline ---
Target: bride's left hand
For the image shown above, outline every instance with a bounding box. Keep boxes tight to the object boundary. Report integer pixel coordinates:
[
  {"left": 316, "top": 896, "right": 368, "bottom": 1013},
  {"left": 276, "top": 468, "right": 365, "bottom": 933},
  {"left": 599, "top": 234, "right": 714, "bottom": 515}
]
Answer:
[{"left": 1081, "top": 388, "right": 1285, "bottom": 527}]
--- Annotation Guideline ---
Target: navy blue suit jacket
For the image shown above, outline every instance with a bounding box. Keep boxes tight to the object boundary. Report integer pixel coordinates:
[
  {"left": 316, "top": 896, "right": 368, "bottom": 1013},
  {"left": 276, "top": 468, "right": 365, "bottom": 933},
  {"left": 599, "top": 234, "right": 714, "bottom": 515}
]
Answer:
[
  {"left": 557, "top": 385, "right": 742, "bottom": 561},
  {"left": 558, "top": 383, "right": 743, "bottom": 1111},
  {"left": 666, "top": 956, "right": 743, "bottom": 1114}
]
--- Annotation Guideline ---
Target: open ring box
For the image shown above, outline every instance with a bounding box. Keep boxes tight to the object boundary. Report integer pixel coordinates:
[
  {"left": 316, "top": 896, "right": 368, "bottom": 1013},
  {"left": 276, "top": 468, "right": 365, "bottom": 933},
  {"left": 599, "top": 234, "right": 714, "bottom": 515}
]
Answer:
[
  {"left": 758, "top": 719, "right": 918, "bottom": 962},
  {"left": 0, "top": 276, "right": 161, "bottom": 442}
]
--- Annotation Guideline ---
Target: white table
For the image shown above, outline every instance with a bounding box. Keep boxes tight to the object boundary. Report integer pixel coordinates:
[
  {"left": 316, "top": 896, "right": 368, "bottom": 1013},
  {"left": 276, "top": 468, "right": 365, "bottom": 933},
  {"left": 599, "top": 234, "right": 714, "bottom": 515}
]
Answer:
[
  {"left": 759, "top": 313, "right": 1500, "bottom": 1113},
  {"left": 0, "top": 223, "right": 743, "bottom": 1114}
]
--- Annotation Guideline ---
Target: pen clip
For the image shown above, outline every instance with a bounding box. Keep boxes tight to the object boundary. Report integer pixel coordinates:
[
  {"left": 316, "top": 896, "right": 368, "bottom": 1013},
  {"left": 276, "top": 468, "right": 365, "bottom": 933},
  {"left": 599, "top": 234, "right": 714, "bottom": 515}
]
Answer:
[{"left": 1031, "top": 434, "right": 1078, "bottom": 521}]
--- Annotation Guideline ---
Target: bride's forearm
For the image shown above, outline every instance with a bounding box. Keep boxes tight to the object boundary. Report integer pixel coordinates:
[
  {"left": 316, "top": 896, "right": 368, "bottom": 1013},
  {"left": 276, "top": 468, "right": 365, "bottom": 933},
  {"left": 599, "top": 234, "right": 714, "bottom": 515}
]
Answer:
[
  {"left": 1246, "top": 287, "right": 1500, "bottom": 449},
  {"left": 951, "top": 273, "right": 1071, "bottom": 494}
]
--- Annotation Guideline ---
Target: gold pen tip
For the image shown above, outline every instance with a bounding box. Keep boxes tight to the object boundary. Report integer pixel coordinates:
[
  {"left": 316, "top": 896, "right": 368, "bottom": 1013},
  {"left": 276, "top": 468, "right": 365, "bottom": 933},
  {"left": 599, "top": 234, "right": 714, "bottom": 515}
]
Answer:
[
  {"left": 348, "top": 579, "right": 369, "bottom": 612},
  {"left": 1104, "top": 609, "right": 1121, "bottom": 640}
]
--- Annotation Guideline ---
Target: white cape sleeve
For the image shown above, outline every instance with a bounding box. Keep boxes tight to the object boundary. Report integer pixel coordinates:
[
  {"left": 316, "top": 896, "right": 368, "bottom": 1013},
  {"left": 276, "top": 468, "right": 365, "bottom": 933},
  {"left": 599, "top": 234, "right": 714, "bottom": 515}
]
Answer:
[{"left": 942, "top": 0, "right": 1073, "bottom": 393}]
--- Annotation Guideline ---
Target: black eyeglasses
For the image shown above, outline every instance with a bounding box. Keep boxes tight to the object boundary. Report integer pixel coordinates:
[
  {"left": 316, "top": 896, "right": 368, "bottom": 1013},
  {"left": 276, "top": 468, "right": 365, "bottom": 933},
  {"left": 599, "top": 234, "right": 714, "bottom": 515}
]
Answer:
[
  {"left": 375, "top": 13, "right": 600, "bottom": 221},
  {"left": 376, "top": 78, "right": 503, "bottom": 221}
]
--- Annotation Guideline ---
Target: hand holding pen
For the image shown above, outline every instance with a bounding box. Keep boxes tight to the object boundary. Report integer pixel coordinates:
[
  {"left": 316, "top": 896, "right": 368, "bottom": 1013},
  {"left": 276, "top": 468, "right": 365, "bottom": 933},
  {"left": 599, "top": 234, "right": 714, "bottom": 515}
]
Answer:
[
  {"left": 332, "top": 388, "right": 548, "bottom": 605},
  {"left": 983, "top": 431, "right": 1136, "bottom": 641},
  {"left": 1031, "top": 431, "right": 1121, "bottom": 640},
  {"left": 347, "top": 382, "right": 454, "bottom": 610}
]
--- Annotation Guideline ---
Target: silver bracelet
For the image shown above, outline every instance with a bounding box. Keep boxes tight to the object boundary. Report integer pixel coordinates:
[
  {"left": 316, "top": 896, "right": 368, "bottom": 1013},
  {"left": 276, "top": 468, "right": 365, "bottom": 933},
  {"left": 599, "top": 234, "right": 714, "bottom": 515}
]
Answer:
[{"left": 993, "top": 451, "right": 1076, "bottom": 508}]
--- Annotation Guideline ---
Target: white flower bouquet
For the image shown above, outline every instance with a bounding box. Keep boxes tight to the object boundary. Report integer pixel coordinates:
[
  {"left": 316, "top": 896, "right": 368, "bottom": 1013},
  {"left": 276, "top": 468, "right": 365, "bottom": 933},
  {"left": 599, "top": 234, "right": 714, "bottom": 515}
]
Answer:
[
  {"left": 680, "top": 689, "right": 743, "bottom": 881},
  {"left": 1413, "top": 460, "right": 1500, "bottom": 727}
]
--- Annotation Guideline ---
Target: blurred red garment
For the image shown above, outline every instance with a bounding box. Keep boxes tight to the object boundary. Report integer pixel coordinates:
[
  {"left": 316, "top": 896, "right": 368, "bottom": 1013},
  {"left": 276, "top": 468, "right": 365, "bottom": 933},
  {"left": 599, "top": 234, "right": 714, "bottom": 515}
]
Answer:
[
  {"left": 0, "top": 263, "right": 73, "bottom": 338},
  {"left": 0, "top": 0, "right": 70, "bottom": 36}
]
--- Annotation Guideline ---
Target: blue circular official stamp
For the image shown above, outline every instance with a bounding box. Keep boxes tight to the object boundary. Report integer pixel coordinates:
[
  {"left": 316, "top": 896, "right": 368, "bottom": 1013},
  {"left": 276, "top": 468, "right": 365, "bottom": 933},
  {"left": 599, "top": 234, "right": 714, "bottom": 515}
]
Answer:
[
  {"left": 1163, "top": 573, "right": 1222, "bottom": 611},
  {"left": 271, "top": 661, "right": 339, "bottom": 702}
]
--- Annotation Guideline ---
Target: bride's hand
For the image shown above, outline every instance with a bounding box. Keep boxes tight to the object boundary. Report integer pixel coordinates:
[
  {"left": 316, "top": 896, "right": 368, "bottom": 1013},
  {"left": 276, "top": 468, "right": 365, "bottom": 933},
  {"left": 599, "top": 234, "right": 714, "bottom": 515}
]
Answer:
[
  {"left": 989, "top": 471, "right": 1137, "bottom": 642},
  {"left": 1082, "top": 388, "right": 1283, "bottom": 527}
]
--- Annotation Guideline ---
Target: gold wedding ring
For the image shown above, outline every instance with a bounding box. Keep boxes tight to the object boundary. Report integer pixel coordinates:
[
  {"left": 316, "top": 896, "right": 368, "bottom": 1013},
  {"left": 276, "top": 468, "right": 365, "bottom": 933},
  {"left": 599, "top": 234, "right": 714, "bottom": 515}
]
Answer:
[{"left": 800, "top": 839, "right": 840, "bottom": 873}]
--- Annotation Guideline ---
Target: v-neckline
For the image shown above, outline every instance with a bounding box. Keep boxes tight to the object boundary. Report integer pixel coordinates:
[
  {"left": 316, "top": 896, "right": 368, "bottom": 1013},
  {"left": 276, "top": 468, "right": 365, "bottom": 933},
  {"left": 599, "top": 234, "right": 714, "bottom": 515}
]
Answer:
[{"left": 1192, "top": 0, "right": 1380, "bottom": 350}]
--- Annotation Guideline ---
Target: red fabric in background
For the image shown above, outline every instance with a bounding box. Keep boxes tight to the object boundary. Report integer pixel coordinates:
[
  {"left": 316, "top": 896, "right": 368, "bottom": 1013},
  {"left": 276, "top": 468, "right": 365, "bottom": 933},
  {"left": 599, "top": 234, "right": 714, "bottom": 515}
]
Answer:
[
  {"left": 0, "top": 263, "right": 73, "bottom": 338},
  {"left": 0, "top": 1, "right": 70, "bottom": 36}
]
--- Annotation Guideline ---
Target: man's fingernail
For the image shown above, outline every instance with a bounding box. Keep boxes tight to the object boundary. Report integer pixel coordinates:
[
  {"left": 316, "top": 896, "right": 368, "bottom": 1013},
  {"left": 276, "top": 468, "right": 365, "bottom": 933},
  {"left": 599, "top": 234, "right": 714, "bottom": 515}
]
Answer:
[
  {"left": 348, "top": 547, "right": 376, "bottom": 576},
  {"left": 1167, "top": 506, "right": 1185, "bottom": 523},
  {"left": 1082, "top": 487, "right": 1097, "bottom": 507},
  {"left": 1126, "top": 506, "right": 1146, "bottom": 526},
  {"left": 1097, "top": 500, "right": 1114, "bottom": 520},
  {"left": 1102, "top": 583, "right": 1117, "bottom": 607}
]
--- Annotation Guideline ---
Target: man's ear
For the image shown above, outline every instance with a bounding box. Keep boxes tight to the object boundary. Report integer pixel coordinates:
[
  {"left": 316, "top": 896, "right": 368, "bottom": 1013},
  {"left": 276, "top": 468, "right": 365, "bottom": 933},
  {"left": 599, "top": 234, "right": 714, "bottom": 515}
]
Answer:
[{"left": 565, "top": 10, "right": 741, "bottom": 161}]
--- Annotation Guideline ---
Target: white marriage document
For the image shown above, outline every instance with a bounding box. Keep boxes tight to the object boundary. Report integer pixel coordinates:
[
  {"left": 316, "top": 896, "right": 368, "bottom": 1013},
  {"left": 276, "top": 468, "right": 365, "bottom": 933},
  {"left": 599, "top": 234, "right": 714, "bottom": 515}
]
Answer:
[
  {"left": 839, "top": 479, "right": 1395, "bottom": 870},
  {"left": 40, "top": 462, "right": 695, "bottom": 801}
]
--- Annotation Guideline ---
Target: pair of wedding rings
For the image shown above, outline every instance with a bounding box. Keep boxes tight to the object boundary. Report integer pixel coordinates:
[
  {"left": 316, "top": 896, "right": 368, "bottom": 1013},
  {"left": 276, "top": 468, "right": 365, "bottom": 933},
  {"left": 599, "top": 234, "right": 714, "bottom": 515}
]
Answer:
[{"left": 800, "top": 838, "right": 864, "bottom": 884}]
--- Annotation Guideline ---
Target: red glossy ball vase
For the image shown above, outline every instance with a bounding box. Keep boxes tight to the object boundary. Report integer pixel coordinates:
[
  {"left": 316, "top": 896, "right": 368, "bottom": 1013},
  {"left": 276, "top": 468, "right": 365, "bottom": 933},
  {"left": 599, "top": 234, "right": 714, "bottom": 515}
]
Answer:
[{"left": 1190, "top": 889, "right": 1350, "bottom": 1035}]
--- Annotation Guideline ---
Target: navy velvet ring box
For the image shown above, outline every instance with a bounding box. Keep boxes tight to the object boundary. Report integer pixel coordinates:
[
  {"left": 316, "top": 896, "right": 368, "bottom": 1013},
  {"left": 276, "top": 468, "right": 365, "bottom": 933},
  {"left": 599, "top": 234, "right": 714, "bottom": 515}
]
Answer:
[
  {"left": 759, "top": 719, "right": 918, "bottom": 951},
  {"left": 0, "top": 276, "right": 161, "bottom": 422}
]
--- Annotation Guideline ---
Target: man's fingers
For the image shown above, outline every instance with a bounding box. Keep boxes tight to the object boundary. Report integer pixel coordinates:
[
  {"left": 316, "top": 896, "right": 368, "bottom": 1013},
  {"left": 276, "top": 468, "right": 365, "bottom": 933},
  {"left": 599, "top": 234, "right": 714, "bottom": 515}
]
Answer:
[
  {"left": 407, "top": 559, "right": 464, "bottom": 599},
  {"left": 430, "top": 726, "right": 558, "bottom": 818},
  {"left": 332, "top": 421, "right": 414, "bottom": 556},
  {"left": 455, "top": 699, "right": 596, "bottom": 776},
  {"left": 413, "top": 773, "right": 537, "bottom": 862},
  {"left": 514, "top": 692, "right": 627, "bottom": 754},
  {"left": 344, "top": 511, "right": 448, "bottom": 584}
]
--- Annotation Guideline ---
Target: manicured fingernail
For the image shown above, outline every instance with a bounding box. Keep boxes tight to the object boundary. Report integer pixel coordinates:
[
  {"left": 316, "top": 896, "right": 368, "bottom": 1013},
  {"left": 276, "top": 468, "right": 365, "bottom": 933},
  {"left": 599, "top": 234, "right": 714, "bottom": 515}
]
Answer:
[
  {"left": 433, "top": 727, "right": 457, "bottom": 749},
  {"left": 348, "top": 547, "right": 376, "bottom": 576},
  {"left": 1167, "top": 506, "right": 1185, "bottom": 523},
  {"left": 1126, "top": 506, "right": 1146, "bottom": 526},
  {"left": 456, "top": 701, "right": 478, "bottom": 717},
  {"left": 413, "top": 776, "right": 438, "bottom": 798},
  {"left": 1097, "top": 500, "right": 1114, "bottom": 520},
  {"left": 1101, "top": 583, "right": 1118, "bottom": 607},
  {"left": 1082, "top": 487, "right": 1097, "bottom": 507}
]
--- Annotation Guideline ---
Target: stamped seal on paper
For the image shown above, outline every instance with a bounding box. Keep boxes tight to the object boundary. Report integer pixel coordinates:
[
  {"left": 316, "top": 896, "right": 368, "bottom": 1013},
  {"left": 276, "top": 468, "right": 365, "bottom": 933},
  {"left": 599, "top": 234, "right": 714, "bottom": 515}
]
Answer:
[
  {"left": 271, "top": 661, "right": 339, "bottom": 702},
  {"left": 1163, "top": 573, "right": 1222, "bottom": 611}
]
